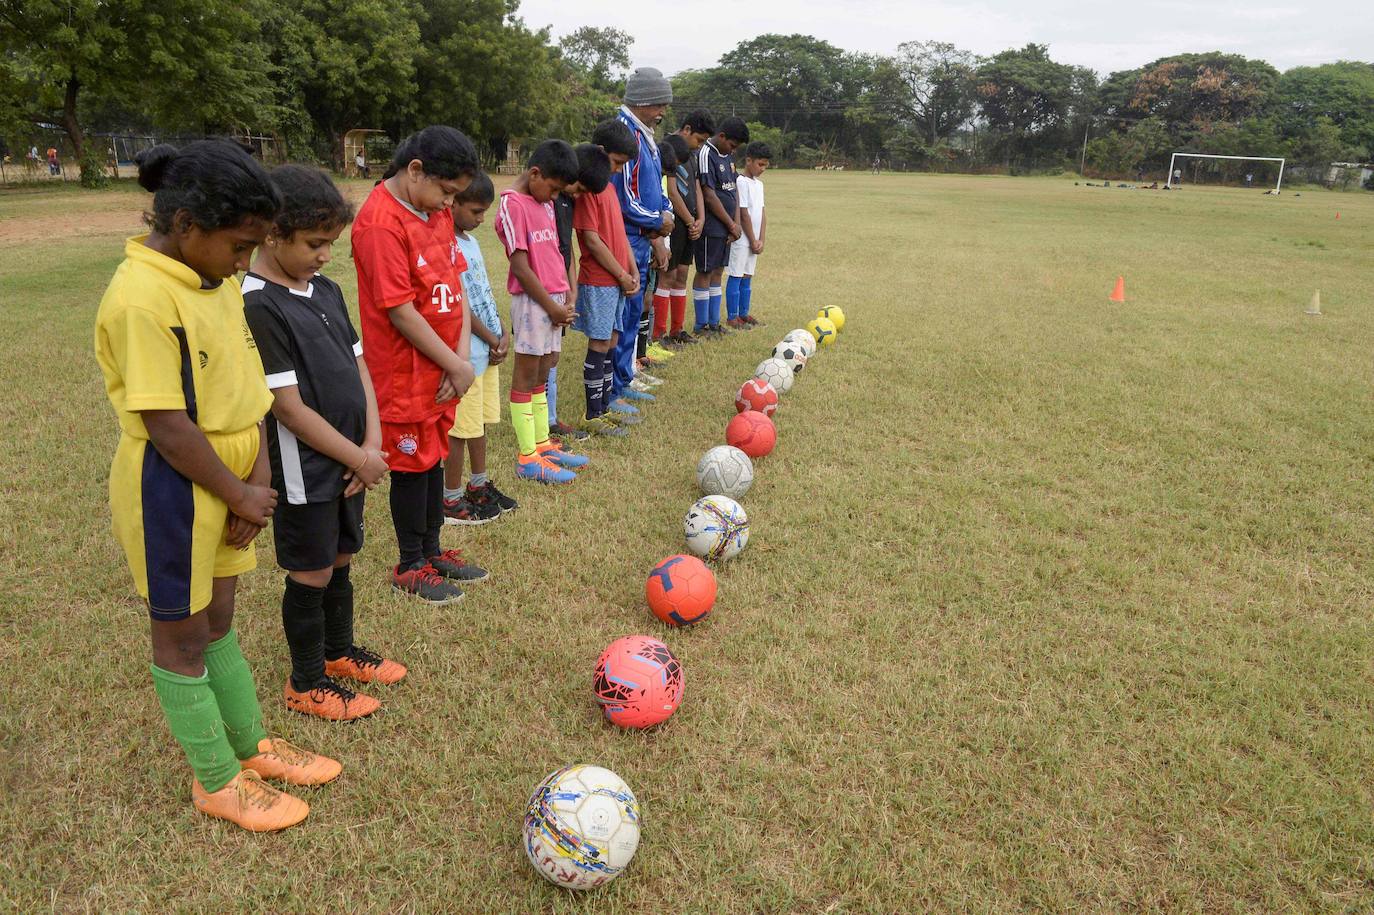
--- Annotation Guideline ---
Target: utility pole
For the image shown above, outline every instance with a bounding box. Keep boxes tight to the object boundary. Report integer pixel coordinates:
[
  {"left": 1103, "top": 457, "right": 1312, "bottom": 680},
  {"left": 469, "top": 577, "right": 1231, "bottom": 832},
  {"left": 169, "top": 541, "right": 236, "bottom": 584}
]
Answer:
[{"left": 1079, "top": 119, "right": 1090, "bottom": 176}]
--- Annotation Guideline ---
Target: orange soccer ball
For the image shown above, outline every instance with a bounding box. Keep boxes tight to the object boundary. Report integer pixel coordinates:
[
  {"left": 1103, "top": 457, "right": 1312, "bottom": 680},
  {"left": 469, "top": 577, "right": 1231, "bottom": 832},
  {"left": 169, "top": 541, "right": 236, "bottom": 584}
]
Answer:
[
  {"left": 726, "top": 410, "right": 776, "bottom": 458},
  {"left": 735, "top": 378, "right": 779, "bottom": 417},
  {"left": 593, "top": 635, "right": 685, "bottom": 728},
  {"left": 645, "top": 554, "right": 717, "bottom": 626}
]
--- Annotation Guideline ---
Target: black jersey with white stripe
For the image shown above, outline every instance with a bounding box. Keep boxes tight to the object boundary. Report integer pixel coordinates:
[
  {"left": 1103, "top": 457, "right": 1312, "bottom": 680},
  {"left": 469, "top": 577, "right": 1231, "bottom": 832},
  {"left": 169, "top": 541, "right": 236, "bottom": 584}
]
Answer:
[{"left": 243, "top": 273, "right": 366, "bottom": 505}]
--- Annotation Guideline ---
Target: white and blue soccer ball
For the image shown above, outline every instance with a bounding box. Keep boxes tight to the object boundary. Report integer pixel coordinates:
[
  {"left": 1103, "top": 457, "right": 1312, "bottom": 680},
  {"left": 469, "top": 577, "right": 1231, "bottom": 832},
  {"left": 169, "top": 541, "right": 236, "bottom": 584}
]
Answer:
[
  {"left": 697, "top": 445, "right": 754, "bottom": 499},
  {"left": 684, "top": 495, "right": 750, "bottom": 562},
  {"left": 754, "top": 357, "right": 794, "bottom": 395},
  {"left": 524, "top": 764, "right": 641, "bottom": 891},
  {"left": 771, "top": 340, "right": 808, "bottom": 376}
]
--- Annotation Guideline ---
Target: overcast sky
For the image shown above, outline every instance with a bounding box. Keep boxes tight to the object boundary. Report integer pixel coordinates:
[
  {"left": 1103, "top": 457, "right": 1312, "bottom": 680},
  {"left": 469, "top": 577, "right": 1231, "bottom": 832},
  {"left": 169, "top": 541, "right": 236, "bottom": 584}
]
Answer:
[{"left": 515, "top": 0, "right": 1370, "bottom": 77}]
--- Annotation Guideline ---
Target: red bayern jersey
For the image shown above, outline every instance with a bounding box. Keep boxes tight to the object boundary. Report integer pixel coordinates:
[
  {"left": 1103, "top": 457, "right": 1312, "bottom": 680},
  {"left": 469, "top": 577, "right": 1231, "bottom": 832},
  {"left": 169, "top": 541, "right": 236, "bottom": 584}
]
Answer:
[{"left": 352, "top": 183, "right": 466, "bottom": 422}]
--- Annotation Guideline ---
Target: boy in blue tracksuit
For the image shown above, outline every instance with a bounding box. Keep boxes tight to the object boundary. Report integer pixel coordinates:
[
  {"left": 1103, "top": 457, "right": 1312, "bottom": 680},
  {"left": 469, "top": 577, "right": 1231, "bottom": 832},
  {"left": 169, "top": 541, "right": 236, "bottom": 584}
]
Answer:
[{"left": 608, "top": 67, "right": 674, "bottom": 416}]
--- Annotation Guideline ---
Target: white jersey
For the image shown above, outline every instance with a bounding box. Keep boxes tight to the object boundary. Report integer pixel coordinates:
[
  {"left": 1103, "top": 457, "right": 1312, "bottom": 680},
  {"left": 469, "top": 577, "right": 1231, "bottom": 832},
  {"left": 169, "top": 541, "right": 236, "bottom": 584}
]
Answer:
[{"left": 737, "top": 175, "right": 765, "bottom": 237}]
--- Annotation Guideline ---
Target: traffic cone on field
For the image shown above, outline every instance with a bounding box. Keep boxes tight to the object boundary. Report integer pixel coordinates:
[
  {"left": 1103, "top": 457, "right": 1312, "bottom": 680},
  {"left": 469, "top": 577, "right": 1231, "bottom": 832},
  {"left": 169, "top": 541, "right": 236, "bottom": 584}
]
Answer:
[
  {"left": 1306, "top": 290, "right": 1322, "bottom": 316},
  {"left": 1109, "top": 276, "right": 1125, "bottom": 303}
]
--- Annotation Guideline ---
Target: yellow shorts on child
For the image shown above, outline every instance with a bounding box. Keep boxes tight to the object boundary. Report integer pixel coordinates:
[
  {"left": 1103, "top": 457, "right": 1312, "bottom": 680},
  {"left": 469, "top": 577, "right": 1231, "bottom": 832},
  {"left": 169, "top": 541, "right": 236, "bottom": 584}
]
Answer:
[
  {"left": 450, "top": 364, "right": 501, "bottom": 440},
  {"left": 109, "top": 426, "right": 261, "bottom": 620}
]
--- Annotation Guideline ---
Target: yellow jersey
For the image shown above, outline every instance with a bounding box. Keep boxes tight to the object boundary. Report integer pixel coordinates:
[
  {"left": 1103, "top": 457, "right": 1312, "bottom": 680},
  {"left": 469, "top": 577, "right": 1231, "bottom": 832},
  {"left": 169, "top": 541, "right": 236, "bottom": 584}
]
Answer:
[{"left": 94, "top": 235, "right": 272, "bottom": 439}]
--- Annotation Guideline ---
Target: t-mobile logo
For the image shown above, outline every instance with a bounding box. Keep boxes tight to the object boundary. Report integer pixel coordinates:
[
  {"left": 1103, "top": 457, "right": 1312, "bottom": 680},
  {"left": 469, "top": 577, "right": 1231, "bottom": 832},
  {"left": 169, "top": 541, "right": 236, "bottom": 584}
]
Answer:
[{"left": 431, "top": 283, "right": 457, "bottom": 313}]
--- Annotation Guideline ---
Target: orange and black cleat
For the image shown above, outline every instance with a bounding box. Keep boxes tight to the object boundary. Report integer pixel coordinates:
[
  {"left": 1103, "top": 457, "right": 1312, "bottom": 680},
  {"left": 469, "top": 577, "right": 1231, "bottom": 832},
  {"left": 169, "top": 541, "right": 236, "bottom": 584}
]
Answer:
[
  {"left": 325, "top": 645, "right": 408, "bottom": 686},
  {"left": 283, "top": 675, "right": 381, "bottom": 722}
]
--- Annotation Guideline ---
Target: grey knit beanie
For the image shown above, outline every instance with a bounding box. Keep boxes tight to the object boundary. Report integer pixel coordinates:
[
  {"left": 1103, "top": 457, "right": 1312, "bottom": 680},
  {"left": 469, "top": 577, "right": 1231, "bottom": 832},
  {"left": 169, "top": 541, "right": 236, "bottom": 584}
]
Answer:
[{"left": 623, "top": 67, "right": 673, "bottom": 106}]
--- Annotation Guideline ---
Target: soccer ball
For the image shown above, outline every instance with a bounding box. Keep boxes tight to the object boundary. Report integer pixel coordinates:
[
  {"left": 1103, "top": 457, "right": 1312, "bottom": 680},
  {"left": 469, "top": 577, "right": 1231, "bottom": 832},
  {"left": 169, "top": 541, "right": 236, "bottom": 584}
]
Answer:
[
  {"left": 806, "top": 316, "right": 836, "bottom": 348},
  {"left": 684, "top": 495, "right": 750, "bottom": 562},
  {"left": 697, "top": 444, "right": 754, "bottom": 498},
  {"left": 726, "top": 411, "right": 776, "bottom": 459},
  {"left": 646, "top": 554, "right": 717, "bottom": 626},
  {"left": 754, "top": 357, "right": 794, "bottom": 394},
  {"left": 817, "top": 305, "right": 846, "bottom": 332},
  {"left": 593, "top": 635, "right": 685, "bottom": 728},
  {"left": 783, "top": 328, "right": 816, "bottom": 353},
  {"left": 524, "top": 764, "right": 641, "bottom": 890},
  {"left": 735, "top": 378, "right": 779, "bottom": 417},
  {"left": 771, "top": 340, "right": 808, "bottom": 376}
]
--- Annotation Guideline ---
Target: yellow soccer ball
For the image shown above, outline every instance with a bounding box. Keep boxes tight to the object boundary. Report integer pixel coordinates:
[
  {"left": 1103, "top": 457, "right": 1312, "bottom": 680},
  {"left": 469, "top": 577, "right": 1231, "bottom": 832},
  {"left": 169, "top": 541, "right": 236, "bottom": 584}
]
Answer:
[
  {"left": 817, "top": 306, "right": 845, "bottom": 333},
  {"left": 807, "top": 316, "right": 837, "bottom": 348}
]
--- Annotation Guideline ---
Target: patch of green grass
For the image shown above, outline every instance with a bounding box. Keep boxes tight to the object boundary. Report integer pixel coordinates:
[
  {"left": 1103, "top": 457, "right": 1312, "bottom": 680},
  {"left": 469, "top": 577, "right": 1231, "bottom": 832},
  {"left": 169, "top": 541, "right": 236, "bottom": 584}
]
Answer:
[{"left": 2, "top": 175, "right": 1372, "bottom": 911}]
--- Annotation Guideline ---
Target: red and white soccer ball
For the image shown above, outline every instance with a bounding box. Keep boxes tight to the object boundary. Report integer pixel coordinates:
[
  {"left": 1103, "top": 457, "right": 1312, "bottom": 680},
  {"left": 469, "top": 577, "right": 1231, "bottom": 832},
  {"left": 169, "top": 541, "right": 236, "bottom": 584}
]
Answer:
[
  {"left": 735, "top": 378, "right": 778, "bottom": 417},
  {"left": 726, "top": 410, "right": 777, "bottom": 459}
]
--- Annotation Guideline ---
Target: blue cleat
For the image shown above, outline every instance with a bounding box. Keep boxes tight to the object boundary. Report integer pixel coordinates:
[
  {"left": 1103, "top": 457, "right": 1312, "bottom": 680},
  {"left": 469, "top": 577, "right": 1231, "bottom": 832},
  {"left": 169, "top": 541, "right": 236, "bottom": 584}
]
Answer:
[
  {"left": 515, "top": 455, "right": 576, "bottom": 484},
  {"left": 538, "top": 446, "right": 590, "bottom": 469},
  {"left": 607, "top": 398, "right": 640, "bottom": 416},
  {"left": 622, "top": 388, "right": 655, "bottom": 403}
]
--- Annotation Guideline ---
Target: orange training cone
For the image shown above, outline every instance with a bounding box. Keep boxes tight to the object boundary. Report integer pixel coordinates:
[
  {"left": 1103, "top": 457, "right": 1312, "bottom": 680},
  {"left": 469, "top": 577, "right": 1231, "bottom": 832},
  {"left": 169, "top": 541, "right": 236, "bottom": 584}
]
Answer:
[{"left": 1109, "top": 276, "right": 1125, "bottom": 303}]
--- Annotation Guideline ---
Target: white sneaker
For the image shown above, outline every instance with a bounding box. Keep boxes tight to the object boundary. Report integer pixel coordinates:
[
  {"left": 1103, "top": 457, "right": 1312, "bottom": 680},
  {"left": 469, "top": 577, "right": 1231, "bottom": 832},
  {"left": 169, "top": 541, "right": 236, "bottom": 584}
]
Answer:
[
  {"left": 636, "top": 371, "right": 664, "bottom": 387},
  {"left": 630, "top": 377, "right": 656, "bottom": 394}
]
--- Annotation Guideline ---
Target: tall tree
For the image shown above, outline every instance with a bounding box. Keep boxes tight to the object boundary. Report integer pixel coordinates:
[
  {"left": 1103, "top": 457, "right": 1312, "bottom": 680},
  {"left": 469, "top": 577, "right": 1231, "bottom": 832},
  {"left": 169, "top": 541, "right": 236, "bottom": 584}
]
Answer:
[
  {"left": 976, "top": 44, "right": 1081, "bottom": 165},
  {"left": 558, "top": 26, "right": 632, "bottom": 95},
  {"left": 891, "top": 41, "right": 979, "bottom": 144},
  {"left": 718, "top": 34, "right": 851, "bottom": 136},
  {"left": 1276, "top": 62, "right": 1374, "bottom": 157}
]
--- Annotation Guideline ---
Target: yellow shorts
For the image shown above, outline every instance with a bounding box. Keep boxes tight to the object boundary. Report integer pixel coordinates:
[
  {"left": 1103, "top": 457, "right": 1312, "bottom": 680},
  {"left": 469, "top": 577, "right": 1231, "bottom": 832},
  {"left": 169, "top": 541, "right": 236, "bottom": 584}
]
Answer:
[
  {"left": 450, "top": 365, "right": 501, "bottom": 440},
  {"left": 109, "top": 427, "right": 260, "bottom": 620}
]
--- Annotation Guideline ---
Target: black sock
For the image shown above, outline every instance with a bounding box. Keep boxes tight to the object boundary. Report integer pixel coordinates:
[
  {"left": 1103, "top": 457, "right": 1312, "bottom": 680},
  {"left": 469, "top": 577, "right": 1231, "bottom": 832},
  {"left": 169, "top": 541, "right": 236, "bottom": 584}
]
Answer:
[
  {"left": 281, "top": 576, "right": 326, "bottom": 691},
  {"left": 390, "top": 469, "right": 428, "bottom": 568},
  {"left": 583, "top": 355, "right": 603, "bottom": 418},
  {"left": 323, "top": 564, "right": 353, "bottom": 661},
  {"left": 422, "top": 463, "right": 444, "bottom": 559}
]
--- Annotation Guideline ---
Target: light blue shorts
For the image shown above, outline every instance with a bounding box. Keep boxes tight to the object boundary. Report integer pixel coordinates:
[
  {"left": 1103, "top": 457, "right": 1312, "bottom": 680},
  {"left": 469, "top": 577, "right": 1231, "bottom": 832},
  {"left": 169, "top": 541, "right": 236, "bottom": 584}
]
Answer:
[{"left": 571, "top": 284, "right": 626, "bottom": 341}]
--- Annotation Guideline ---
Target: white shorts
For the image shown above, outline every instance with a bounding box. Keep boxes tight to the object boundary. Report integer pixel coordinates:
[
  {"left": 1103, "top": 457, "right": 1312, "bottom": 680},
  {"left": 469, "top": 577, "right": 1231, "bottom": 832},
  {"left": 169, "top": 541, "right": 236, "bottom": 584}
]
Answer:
[
  {"left": 511, "top": 292, "right": 564, "bottom": 356},
  {"left": 727, "top": 239, "right": 757, "bottom": 277}
]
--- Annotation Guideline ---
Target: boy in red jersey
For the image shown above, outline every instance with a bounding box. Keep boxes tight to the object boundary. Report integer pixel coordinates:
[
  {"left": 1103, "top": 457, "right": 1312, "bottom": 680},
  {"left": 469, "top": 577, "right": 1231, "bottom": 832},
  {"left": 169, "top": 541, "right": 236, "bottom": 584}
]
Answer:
[{"left": 352, "top": 126, "right": 488, "bottom": 604}]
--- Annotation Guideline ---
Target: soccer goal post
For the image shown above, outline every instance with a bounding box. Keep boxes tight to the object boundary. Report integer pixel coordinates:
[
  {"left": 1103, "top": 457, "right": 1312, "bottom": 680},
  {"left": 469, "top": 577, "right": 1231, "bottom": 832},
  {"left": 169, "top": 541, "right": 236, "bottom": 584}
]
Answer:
[{"left": 1166, "top": 152, "right": 1286, "bottom": 192}]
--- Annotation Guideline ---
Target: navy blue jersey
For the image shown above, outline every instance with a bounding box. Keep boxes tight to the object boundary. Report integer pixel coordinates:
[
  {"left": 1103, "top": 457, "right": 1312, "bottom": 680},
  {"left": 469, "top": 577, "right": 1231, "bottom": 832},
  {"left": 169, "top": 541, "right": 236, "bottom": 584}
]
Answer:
[{"left": 697, "top": 140, "right": 738, "bottom": 238}]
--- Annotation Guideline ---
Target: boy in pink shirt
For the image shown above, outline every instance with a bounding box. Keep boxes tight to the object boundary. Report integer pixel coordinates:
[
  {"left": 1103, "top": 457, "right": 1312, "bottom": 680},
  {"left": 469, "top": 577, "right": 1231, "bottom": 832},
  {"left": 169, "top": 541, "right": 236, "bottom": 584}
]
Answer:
[{"left": 494, "top": 140, "right": 589, "bottom": 484}]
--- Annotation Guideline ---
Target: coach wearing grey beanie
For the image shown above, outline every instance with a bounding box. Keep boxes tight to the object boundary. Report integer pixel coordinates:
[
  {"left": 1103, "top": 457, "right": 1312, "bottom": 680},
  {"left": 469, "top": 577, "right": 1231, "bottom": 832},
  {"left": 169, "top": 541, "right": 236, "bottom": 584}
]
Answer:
[{"left": 624, "top": 66, "right": 674, "bottom": 108}]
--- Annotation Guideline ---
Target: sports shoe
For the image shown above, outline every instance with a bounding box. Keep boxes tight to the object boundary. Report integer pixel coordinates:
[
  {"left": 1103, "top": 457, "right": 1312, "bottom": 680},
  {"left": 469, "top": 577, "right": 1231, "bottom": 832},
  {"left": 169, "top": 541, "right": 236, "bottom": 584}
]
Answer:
[
  {"left": 709, "top": 322, "right": 733, "bottom": 335},
  {"left": 325, "top": 645, "right": 408, "bottom": 685},
  {"left": 646, "top": 342, "right": 675, "bottom": 361},
  {"left": 241, "top": 737, "right": 342, "bottom": 786},
  {"left": 629, "top": 377, "right": 656, "bottom": 394},
  {"left": 193, "top": 770, "right": 308, "bottom": 832},
  {"left": 443, "top": 494, "right": 499, "bottom": 526},
  {"left": 743, "top": 314, "right": 763, "bottom": 326},
  {"left": 549, "top": 420, "right": 590, "bottom": 442},
  {"left": 515, "top": 453, "right": 576, "bottom": 484},
  {"left": 607, "top": 398, "right": 640, "bottom": 417},
  {"left": 636, "top": 371, "right": 664, "bottom": 387},
  {"left": 580, "top": 414, "right": 629, "bottom": 437},
  {"left": 622, "top": 388, "right": 655, "bottom": 403},
  {"left": 660, "top": 335, "right": 686, "bottom": 350},
  {"left": 475, "top": 480, "right": 517, "bottom": 513},
  {"left": 675, "top": 331, "right": 702, "bottom": 345},
  {"left": 392, "top": 563, "right": 464, "bottom": 604},
  {"left": 283, "top": 675, "right": 381, "bottom": 721},
  {"left": 538, "top": 444, "right": 591, "bottom": 469},
  {"left": 428, "top": 548, "right": 490, "bottom": 582}
]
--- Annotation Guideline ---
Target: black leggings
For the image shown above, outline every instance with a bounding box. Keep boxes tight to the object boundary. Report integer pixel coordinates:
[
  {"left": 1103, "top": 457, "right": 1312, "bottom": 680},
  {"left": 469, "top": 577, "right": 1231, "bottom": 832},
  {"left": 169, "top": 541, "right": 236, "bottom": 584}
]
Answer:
[{"left": 389, "top": 464, "right": 444, "bottom": 568}]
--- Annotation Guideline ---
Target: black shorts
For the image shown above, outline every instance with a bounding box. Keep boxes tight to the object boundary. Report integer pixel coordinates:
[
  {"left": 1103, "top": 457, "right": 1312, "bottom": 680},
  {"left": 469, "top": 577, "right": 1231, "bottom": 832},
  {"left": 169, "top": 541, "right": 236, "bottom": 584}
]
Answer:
[
  {"left": 668, "top": 222, "right": 692, "bottom": 269},
  {"left": 272, "top": 493, "right": 365, "bottom": 571},
  {"left": 694, "top": 234, "right": 729, "bottom": 273}
]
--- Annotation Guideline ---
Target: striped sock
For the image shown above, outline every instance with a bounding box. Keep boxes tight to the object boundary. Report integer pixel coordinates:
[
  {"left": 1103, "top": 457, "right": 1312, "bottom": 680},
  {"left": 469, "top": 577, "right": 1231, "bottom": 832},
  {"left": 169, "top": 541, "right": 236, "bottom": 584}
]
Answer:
[
  {"left": 709, "top": 286, "right": 723, "bottom": 326},
  {"left": 669, "top": 288, "right": 687, "bottom": 335},
  {"left": 693, "top": 288, "right": 710, "bottom": 331},
  {"left": 583, "top": 355, "right": 603, "bottom": 418}
]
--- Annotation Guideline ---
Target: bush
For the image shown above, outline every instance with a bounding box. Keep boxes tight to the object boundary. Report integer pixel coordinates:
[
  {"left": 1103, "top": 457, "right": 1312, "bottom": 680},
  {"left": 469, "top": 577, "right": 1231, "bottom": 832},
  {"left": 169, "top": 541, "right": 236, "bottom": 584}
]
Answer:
[{"left": 79, "top": 143, "right": 110, "bottom": 189}]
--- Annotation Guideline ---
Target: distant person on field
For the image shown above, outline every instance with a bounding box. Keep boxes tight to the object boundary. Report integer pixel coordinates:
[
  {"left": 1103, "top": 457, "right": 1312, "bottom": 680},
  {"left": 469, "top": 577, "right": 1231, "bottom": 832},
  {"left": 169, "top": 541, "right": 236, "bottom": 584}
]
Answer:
[
  {"left": 442, "top": 170, "right": 522, "bottom": 524},
  {"left": 494, "top": 139, "right": 589, "bottom": 483},
  {"left": 571, "top": 139, "right": 639, "bottom": 437},
  {"left": 656, "top": 111, "right": 712, "bottom": 347},
  {"left": 355, "top": 151, "right": 369, "bottom": 179},
  {"left": 46, "top": 146, "right": 59, "bottom": 176},
  {"left": 351, "top": 125, "right": 489, "bottom": 605},
  {"left": 1172, "top": 167, "right": 1182, "bottom": 186},
  {"left": 27, "top": 145, "right": 39, "bottom": 172},
  {"left": 872, "top": 155, "right": 881, "bottom": 174},
  {"left": 726, "top": 141, "right": 770, "bottom": 329},
  {"left": 244, "top": 165, "right": 405, "bottom": 725},
  {"left": 693, "top": 116, "right": 750, "bottom": 335},
  {"left": 94, "top": 139, "right": 339, "bottom": 832},
  {"left": 1245, "top": 172, "right": 1253, "bottom": 188}
]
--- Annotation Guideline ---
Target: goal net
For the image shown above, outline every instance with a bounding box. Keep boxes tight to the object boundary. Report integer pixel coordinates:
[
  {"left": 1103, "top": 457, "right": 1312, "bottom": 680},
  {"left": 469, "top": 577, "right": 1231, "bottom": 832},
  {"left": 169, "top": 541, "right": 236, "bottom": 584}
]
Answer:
[{"left": 1166, "top": 152, "right": 1286, "bottom": 192}]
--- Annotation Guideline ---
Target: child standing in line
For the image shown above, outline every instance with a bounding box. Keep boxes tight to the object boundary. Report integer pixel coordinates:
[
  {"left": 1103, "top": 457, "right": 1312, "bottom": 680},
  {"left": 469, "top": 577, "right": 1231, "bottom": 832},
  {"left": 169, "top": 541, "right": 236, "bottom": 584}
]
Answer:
[
  {"left": 494, "top": 140, "right": 590, "bottom": 483},
  {"left": 95, "top": 140, "right": 338, "bottom": 832},
  {"left": 656, "top": 127, "right": 704, "bottom": 347},
  {"left": 442, "top": 171, "right": 520, "bottom": 524},
  {"left": 570, "top": 142, "right": 638, "bottom": 438},
  {"left": 548, "top": 170, "right": 589, "bottom": 445},
  {"left": 352, "top": 125, "right": 488, "bottom": 605},
  {"left": 726, "top": 141, "right": 771, "bottom": 328},
  {"left": 244, "top": 165, "right": 404, "bottom": 724},
  {"left": 693, "top": 117, "right": 750, "bottom": 336}
]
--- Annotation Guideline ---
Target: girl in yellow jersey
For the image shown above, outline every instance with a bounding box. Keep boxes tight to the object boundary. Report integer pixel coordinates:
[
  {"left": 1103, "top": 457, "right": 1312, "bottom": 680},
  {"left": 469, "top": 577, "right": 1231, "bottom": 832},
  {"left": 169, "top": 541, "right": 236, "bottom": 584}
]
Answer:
[{"left": 94, "top": 140, "right": 340, "bottom": 832}]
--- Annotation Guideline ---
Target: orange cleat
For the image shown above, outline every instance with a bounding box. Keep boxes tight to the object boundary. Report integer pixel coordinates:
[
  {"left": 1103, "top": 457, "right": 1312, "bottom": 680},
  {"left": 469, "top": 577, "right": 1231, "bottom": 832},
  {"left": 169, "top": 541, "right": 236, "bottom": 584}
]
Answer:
[
  {"left": 283, "top": 676, "right": 381, "bottom": 722},
  {"left": 325, "top": 645, "right": 408, "bottom": 685},
  {"left": 241, "top": 737, "right": 342, "bottom": 786},
  {"left": 192, "top": 770, "right": 309, "bottom": 832}
]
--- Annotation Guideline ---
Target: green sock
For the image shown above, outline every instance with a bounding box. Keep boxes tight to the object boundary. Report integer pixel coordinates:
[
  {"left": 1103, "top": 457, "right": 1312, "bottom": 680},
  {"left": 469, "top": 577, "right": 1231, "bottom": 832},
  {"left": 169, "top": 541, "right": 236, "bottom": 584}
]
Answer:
[
  {"left": 151, "top": 664, "right": 240, "bottom": 792},
  {"left": 510, "top": 394, "right": 536, "bottom": 457},
  {"left": 532, "top": 389, "right": 551, "bottom": 447},
  {"left": 203, "top": 628, "right": 268, "bottom": 760}
]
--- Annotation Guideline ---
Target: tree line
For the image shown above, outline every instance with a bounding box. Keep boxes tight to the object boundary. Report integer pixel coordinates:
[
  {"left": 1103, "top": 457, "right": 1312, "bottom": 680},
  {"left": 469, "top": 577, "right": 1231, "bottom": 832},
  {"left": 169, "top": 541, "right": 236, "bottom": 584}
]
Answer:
[{"left": 2, "top": 1, "right": 1370, "bottom": 188}]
